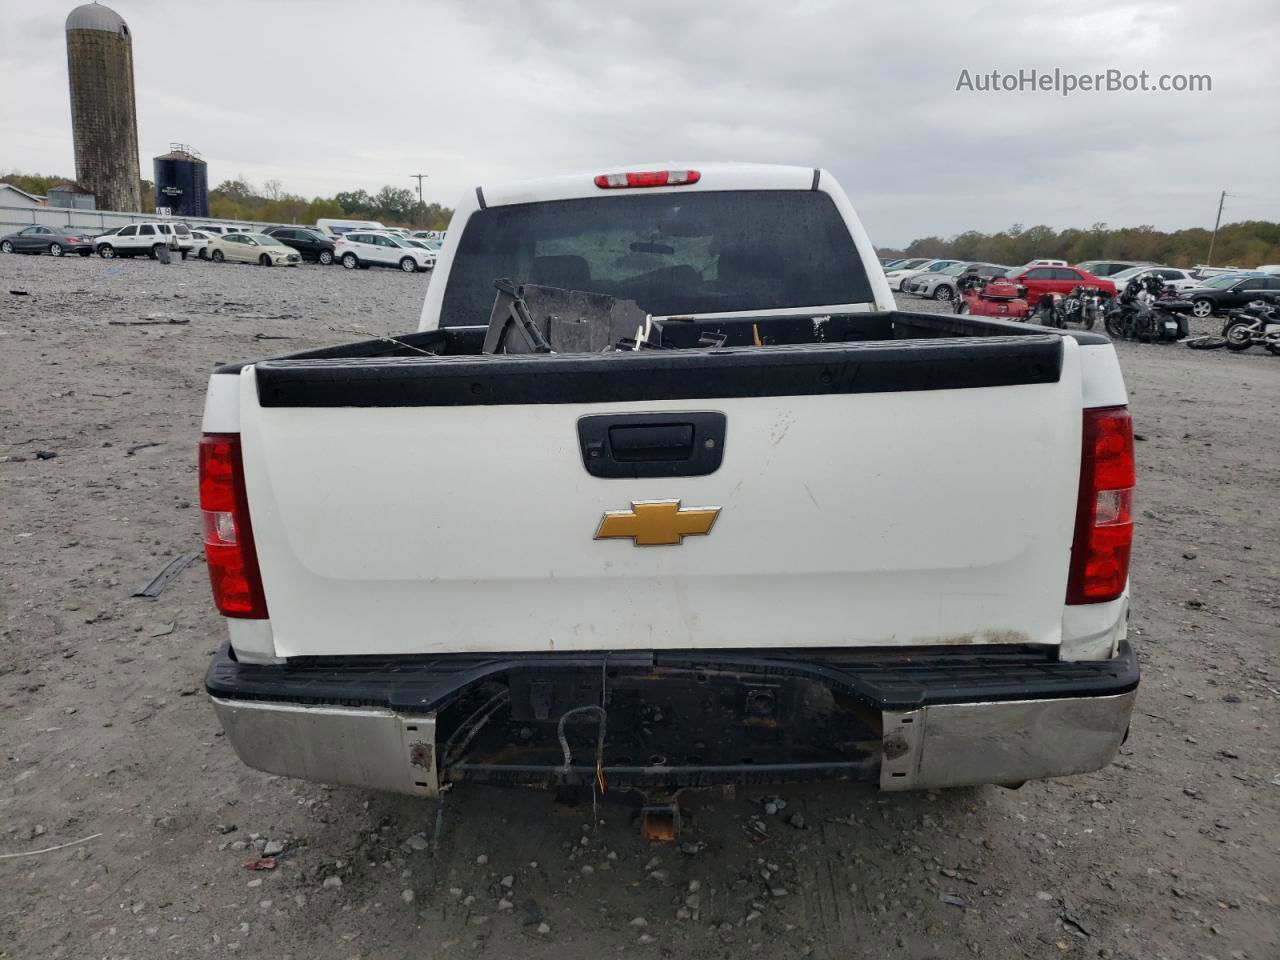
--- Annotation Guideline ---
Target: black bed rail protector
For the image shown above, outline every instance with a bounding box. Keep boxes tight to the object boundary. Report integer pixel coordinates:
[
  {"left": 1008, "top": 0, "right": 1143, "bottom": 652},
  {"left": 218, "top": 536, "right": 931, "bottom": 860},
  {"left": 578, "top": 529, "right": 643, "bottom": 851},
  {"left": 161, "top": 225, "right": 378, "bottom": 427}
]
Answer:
[
  {"left": 251, "top": 333, "right": 1064, "bottom": 407},
  {"left": 212, "top": 328, "right": 485, "bottom": 376},
  {"left": 207, "top": 641, "right": 1138, "bottom": 714}
]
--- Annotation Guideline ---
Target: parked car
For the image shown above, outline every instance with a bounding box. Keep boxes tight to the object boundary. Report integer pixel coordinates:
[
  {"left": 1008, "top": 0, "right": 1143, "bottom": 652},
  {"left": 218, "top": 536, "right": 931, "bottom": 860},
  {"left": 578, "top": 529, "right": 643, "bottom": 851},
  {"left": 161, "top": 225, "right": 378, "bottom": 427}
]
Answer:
[
  {"left": 1008, "top": 265, "right": 1117, "bottom": 304},
  {"left": 334, "top": 231, "right": 434, "bottom": 272},
  {"left": 1106, "top": 265, "right": 1200, "bottom": 295},
  {"left": 904, "top": 262, "right": 1009, "bottom": 301},
  {"left": 879, "top": 257, "right": 931, "bottom": 278},
  {"left": 884, "top": 258, "right": 961, "bottom": 291},
  {"left": 1189, "top": 265, "right": 1243, "bottom": 281},
  {"left": 401, "top": 238, "right": 438, "bottom": 269},
  {"left": 189, "top": 230, "right": 217, "bottom": 260},
  {"left": 262, "top": 226, "right": 337, "bottom": 265},
  {"left": 1022, "top": 259, "right": 1067, "bottom": 268},
  {"left": 1074, "top": 260, "right": 1151, "bottom": 278},
  {"left": 1182, "top": 273, "right": 1280, "bottom": 317},
  {"left": 209, "top": 232, "right": 302, "bottom": 267},
  {"left": 0, "top": 224, "right": 96, "bottom": 257},
  {"left": 198, "top": 225, "right": 251, "bottom": 236},
  {"left": 201, "top": 162, "right": 1140, "bottom": 809},
  {"left": 1255, "top": 264, "right": 1280, "bottom": 276},
  {"left": 95, "top": 222, "right": 194, "bottom": 259},
  {"left": 315, "top": 218, "right": 385, "bottom": 240}
]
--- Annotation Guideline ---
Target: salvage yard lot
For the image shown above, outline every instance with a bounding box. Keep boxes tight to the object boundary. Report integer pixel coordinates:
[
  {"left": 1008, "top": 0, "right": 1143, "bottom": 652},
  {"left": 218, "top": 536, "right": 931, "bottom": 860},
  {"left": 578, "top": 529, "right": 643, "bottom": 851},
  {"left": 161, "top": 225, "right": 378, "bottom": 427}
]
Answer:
[{"left": 1, "top": 254, "right": 1276, "bottom": 960}]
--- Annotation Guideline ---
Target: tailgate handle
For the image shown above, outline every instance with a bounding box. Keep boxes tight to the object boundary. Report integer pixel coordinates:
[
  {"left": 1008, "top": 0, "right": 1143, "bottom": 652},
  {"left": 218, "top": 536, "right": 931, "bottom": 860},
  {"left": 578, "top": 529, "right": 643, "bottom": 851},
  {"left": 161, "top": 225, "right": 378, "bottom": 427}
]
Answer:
[
  {"left": 608, "top": 424, "right": 693, "bottom": 461},
  {"left": 578, "top": 412, "right": 725, "bottom": 479}
]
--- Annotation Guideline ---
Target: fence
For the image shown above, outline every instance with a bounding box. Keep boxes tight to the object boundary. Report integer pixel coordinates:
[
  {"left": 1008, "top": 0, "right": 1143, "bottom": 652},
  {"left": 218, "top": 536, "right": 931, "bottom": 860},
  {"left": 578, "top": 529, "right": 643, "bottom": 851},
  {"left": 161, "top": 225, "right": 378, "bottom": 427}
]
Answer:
[{"left": 0, "top": 203, "right": 281, "bottom": 237}]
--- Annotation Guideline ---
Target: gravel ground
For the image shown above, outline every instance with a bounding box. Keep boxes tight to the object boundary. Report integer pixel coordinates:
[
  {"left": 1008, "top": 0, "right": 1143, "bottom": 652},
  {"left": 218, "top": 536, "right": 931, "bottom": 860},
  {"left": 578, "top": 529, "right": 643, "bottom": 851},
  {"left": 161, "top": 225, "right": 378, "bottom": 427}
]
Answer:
[{"left": 1, "top": 254, "right": 1277, "bottom": 960}]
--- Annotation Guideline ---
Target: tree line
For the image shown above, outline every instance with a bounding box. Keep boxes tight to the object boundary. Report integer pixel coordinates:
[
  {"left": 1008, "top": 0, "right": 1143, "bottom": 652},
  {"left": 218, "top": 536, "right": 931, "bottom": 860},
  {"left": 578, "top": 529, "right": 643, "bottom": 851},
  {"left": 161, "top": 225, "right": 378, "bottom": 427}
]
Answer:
[
  {"left": 1, "top": 170, "right": 453, "bottom": 230},
  {"left": 7, "top": 167, "right": 1275, "bottom": 264},
  {"left": 879, "top": 220, "right": 1280, "bottom": 269},
  {"left": 208, "top": 177, "right": 452, "bottom": 230}
]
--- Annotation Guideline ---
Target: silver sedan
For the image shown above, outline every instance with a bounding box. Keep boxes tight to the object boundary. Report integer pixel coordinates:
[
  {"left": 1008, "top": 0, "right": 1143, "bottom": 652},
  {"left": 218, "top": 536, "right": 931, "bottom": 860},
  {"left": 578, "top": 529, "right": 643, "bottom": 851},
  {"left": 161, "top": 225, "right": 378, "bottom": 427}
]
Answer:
[{"left": 904, "top": 263, "right": 1010, "bottom": 301}]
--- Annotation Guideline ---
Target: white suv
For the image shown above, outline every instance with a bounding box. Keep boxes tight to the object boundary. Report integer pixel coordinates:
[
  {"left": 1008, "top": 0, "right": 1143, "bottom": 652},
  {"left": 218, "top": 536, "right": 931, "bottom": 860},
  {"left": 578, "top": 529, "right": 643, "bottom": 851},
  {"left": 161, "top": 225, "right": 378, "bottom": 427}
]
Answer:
[
  {"left": 1107, "top": 265, "right": 1201, "bottom": 294},
  {"left": 95, "top": 222, "right": 195, "bottom": 259},
  {"left": 401, "top": 237, "right": 438, "bottom": 269},
  {"left": 335, "top": 231, "right": 433, "bottom": 273}
]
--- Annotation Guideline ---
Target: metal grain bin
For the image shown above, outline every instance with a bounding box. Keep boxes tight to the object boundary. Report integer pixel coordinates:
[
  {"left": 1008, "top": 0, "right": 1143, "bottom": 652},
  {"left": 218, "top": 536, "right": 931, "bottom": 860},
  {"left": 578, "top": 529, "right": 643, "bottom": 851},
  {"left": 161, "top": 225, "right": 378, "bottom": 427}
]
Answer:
[{"left": 153, "top": 144, "right": 209, "bottom": 217}]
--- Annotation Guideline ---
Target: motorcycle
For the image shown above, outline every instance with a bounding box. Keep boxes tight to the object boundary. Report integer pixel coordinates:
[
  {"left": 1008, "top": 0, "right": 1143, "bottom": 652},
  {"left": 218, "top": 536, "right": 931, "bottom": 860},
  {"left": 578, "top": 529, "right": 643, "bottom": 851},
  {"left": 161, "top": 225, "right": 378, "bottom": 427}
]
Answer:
[
  {"left": 1189, "top": 300, "right": 1280, "bottom": 353},
  {"left": 953, "top": 274, "right": 1029, "bottom": 319},
  {"left": 1031, "top": 293, "right": 1066, "bottom": 328},
  {"left": 1104, "top": 274, "right": 1191, "bottom": 342},
  {"left": 1060, "top": 285, "right": 1109, "bottom": 330},
  {"left": 1032, "top": 286, "right": 1110, "bottom": 330}
]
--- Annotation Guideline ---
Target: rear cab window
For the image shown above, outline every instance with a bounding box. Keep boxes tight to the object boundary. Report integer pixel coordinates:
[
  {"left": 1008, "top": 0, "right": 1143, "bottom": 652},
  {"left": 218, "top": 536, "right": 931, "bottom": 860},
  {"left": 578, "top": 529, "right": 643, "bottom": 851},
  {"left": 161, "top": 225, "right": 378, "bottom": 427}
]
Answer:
[{"left": 439, "top": 190, "right": 873, "bottom": 326}]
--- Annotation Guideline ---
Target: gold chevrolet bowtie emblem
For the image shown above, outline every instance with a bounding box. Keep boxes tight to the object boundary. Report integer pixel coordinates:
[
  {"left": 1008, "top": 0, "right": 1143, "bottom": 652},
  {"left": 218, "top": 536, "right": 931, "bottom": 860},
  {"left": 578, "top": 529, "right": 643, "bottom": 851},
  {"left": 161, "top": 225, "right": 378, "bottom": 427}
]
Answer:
[{"left": 595, "top": 499, "right": 721, "bottom": 547}]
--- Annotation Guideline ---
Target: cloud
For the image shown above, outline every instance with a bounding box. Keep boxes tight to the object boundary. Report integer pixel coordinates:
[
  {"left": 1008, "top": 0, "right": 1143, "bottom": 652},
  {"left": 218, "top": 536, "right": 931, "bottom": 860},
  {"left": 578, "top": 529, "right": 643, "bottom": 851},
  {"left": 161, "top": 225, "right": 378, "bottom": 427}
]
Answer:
[{"left": 2, "top": 0, "right": 1276, "bottom": 244}]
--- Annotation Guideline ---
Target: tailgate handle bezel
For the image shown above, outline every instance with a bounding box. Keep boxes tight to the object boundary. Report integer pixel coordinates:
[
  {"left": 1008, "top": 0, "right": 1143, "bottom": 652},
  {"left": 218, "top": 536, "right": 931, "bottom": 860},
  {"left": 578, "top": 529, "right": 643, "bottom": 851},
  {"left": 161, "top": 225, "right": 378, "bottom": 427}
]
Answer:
[{"left": 578, "top": 412, "right": 726, "bottom": 479}]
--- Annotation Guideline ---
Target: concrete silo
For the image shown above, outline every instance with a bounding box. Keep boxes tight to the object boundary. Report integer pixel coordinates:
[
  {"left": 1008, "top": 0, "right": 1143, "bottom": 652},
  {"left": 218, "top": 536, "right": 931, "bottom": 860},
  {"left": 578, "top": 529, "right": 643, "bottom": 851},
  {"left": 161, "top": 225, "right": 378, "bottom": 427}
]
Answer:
[{"left": 65, "top": 2, "right": 141, "bottom": 212}]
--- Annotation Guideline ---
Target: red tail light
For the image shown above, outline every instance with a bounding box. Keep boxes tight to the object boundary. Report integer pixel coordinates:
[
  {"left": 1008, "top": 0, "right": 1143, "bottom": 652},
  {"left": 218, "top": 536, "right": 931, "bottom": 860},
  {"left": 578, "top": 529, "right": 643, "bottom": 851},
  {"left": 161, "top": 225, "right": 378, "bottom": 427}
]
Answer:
[
  {"left": 199, "top": 434, "right": 268, "bottom": 618},
  {"left": 594, "top": 170, "right": 701, "bottom": 189},
  {"left": 1066, "top": 406, "right": 1135, "bottom": 604}
]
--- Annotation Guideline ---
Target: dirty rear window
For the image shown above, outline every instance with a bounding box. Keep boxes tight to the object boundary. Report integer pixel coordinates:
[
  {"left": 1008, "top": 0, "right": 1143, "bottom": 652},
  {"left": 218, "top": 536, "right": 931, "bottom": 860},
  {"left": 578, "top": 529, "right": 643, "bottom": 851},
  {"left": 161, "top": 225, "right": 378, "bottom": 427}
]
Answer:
[{"left": 439, "top": 190, "right": 872, "bottom": 326}]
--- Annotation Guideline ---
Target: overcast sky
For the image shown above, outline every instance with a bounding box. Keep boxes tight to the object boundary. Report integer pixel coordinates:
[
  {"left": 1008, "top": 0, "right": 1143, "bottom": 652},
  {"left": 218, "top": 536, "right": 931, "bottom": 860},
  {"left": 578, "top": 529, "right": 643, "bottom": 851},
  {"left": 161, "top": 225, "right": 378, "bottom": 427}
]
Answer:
[{"left": 2, "top": 0, "right": 1277, "bottom": 245}]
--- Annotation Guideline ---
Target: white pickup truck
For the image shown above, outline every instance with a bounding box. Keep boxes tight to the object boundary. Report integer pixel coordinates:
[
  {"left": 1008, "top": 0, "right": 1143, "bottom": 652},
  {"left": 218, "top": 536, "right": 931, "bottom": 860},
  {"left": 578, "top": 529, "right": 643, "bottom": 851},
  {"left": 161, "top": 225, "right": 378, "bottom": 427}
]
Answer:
[{"left": 201, "top": 164, "right": 1138, "bottom": 813}]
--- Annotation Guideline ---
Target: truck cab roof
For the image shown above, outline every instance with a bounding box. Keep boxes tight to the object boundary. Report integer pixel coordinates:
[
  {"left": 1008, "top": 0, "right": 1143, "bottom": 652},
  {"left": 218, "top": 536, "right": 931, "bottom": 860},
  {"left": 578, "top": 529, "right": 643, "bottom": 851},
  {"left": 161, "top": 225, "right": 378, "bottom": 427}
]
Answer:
[{"left": 478, "top": 162, "right": 820, "bottom": 208}]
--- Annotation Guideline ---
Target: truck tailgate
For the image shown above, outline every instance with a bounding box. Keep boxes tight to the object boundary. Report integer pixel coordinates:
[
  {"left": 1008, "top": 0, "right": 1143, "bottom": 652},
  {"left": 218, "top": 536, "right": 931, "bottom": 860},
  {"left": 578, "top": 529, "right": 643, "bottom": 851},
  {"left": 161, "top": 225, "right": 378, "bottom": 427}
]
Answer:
[{"left": 236, "top": 336, "right": 1083, "bottom": 658}]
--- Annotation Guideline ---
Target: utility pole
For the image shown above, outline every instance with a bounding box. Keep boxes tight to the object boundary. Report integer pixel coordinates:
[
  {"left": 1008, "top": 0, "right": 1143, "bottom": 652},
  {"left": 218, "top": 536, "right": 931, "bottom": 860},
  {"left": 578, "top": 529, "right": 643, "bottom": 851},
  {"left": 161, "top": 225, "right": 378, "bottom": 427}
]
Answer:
[
  {"left": 409, "top": 175, "right": 430, "bottom": 207},
  {"left": 1206, "top": 190, "right": 1226, "bottom": 266},
  {"left": 410, "top": 173, "right": 429, "bottom": 228}
]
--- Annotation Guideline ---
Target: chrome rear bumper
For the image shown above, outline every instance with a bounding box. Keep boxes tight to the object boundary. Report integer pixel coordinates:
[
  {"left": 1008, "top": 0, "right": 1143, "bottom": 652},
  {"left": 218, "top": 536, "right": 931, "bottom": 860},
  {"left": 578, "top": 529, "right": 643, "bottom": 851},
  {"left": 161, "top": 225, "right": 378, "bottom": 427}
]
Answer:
[
  {"left": 879, "top": 690, "right": 1135, "bottom": 790},
  {"left": 211, "top": 699, "right": 439, "bottom": 797},
  {"left": 209, "top": 643, "right": 1138, "bottom": 797}
]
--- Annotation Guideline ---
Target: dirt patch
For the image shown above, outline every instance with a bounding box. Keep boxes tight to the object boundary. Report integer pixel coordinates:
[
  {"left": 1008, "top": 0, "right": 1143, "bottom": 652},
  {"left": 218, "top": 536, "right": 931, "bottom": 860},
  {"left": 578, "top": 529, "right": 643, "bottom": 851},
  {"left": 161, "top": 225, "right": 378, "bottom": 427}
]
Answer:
[{"left": 2, "top": 256, "right": 1277, "bottom": 959}]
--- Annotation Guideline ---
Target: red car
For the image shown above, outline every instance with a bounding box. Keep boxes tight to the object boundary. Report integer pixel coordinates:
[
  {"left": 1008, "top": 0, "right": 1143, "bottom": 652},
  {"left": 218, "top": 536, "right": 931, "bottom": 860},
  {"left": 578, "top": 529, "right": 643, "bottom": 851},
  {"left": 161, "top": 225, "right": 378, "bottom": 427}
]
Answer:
[{"left": 1010, "top": 266, "right": 1116, "bottom": 304}]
